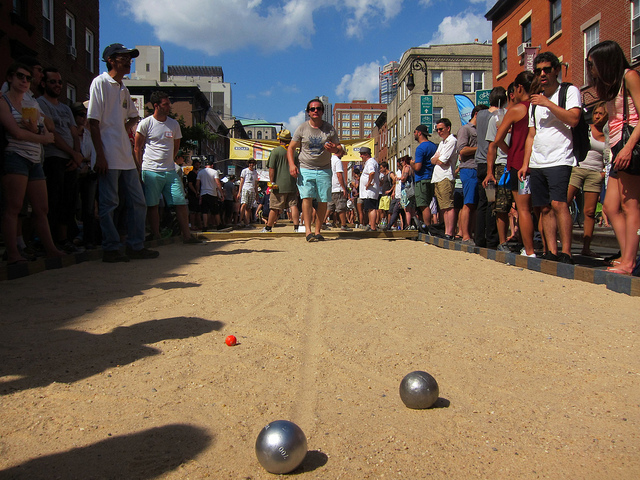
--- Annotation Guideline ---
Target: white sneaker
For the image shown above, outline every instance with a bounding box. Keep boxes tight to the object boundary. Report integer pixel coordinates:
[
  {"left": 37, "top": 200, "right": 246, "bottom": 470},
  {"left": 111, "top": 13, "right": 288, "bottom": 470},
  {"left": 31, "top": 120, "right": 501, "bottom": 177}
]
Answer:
[
  {"left": 520, "top": 248, "right": 536, "bottom": 257},
  {"left": 261, "top": 227, "right": 272, "bottom": 233}
]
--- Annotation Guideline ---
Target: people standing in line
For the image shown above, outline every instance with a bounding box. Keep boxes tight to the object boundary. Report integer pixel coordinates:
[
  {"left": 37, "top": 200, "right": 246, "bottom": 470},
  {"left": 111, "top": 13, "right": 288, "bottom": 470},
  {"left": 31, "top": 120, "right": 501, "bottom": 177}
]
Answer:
[
  {"left": 430, "top": 118, "right": 458, "bottom": 239},
  {"left": 237, "top": 159, "right": 258, "bottom": 228},
  {"left": 135, "top": 91, "right": 200, "bottom": 244},
  {"left": 522, "top": 52, "right": 582, "bottom": 264},
  {"left": 88, "top": 43, "right": 159, "bottom": 263},
  {"left": 474, "top": 88, "right": 507, "bottom": 248},
  {"left": 326, "top": 150, "right": 351, "bottom": 231},
  {"left": 567, "top": 101, "right": 607, "bottom": 257},
  {"left": 489, "top": 71, "right": 537, "bottom": 257},
  {"left": 0, "top": 62, "right": 62, "bottom": 265},
  {"left": 411, "top": 124, "right": 437, "bottom": 233},
  {"left": 456, "top": 106, "right": 485, "bottom": 244},
  {"left": 359, "top": 147, "right": 380, "bottom": 231},
  {"left": 587, "top": 40, "right": 640, "bottom": 275},
  {"left": 287, "top": 98, "right": 344, "bottom": 242},
  {"left": 262, "top": 129, "right": 301, "bottom": 233}
]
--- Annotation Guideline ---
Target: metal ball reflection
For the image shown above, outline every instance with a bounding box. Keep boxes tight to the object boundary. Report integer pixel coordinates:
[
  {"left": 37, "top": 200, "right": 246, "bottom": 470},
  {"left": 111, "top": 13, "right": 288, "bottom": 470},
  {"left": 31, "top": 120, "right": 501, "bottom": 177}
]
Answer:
[
  {"left": 399, "top": 371, "right": 439, "bottom": 409},
  {"left": 255, "top": 420, "right": 307, "bottom": 474}
]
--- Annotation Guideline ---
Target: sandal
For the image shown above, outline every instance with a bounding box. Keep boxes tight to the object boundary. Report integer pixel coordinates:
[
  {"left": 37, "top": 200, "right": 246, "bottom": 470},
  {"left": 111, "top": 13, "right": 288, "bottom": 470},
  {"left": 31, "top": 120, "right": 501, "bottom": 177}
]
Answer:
[
  {"left": 606, "top": 266, "right": 632, "bottom": 275},
  {"left": 306, "top": 233, "right": 317, "bottom": 242}
]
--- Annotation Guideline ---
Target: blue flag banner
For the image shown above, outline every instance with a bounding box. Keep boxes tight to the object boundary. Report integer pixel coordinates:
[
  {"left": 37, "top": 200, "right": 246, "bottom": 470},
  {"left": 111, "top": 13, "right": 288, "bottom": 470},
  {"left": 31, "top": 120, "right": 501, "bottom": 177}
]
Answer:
[{"left": 454, "top": 94, "right": 476, "bottom": 126}]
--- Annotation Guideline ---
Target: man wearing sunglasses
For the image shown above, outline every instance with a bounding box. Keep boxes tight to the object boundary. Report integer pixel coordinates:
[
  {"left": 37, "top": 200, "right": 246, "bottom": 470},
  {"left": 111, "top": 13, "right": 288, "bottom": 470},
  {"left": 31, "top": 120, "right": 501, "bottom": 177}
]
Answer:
[
  {"left": 521, "top": 51, "right": 581, "bottom": 264},
  {"left": 430, "top": 118, "right": 457, "bottom": 239},
  {"left": 37, "top": 67, "right": 84, "bottom": 253}
]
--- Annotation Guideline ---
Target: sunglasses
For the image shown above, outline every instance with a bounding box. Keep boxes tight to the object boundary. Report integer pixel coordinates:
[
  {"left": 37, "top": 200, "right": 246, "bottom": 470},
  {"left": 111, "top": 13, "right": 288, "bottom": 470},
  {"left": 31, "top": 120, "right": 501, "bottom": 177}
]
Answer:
[
  {"left": 15, "top": 71, "right": 32, "bottom": 82},
  {"left": 308, "top": 107, "right": 324, "bottom": 112},
  {"left": 47, "top": 79, "right": 63, "bottom": 85},
  {"left": 533, "top": 66, "right": 554, "bottom": 76},
  {"left": 436, "top": 127, "right": 446, "bottom": 132}
]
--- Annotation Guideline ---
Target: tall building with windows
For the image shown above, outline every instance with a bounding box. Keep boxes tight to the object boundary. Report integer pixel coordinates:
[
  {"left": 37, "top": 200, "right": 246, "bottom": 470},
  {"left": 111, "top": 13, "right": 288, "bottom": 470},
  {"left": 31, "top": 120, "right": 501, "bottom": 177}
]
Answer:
[
  {"left": 485, "top": 0, "right": 638, "bottom": 108},
  {"left": 333, "top": 100, "right": 386, "bottom": 142},
  {"left": 386, "top": 43, "right": 492, "bottom": 165},
  {"left": 379, "top": 61, "right": 399, "bottom": 104},
  {"left": 0, "top": 0, "right": 99, "bottom": 103}
]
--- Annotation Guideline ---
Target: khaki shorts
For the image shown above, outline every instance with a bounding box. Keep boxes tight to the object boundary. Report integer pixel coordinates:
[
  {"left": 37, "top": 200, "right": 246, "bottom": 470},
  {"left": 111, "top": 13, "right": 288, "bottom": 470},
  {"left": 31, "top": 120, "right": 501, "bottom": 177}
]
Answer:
[
  {"left": 270, "top": 191, "right": 298, "bottom": 210},
  {"left": 328, "top": 192, "right": 347, "bottom": 213},
  {"left": 569, "top": 166, "right": 604, "bottom": 193},
  {"left": 434, "top": 179, "right": 455, "bottom": 210}
]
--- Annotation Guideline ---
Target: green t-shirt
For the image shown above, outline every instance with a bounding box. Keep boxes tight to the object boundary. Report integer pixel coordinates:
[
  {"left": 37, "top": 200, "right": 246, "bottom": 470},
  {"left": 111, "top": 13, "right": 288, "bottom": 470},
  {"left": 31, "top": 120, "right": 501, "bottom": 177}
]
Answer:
[{"left": 267, "top": 145, "right": 297, "bottom": 193}]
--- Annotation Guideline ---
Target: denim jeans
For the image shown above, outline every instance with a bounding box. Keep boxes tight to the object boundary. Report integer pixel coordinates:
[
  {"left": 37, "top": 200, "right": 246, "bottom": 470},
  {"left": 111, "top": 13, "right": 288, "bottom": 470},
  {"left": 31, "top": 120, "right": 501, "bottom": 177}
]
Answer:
[{"left": 98, "top": 169, "right": 146, "bottom": 251}]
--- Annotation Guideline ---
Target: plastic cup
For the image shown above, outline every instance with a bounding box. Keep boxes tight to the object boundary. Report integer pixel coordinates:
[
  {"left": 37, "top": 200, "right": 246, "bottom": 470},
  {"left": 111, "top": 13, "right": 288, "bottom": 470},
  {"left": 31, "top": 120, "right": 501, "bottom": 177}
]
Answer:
[{"left": 485, "top": 181, "right": 496, "bottom": 202}]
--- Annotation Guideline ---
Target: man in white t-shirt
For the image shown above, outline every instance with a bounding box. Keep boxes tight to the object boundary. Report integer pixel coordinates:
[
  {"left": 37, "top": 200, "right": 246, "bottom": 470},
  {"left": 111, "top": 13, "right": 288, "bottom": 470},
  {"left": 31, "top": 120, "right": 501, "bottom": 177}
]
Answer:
[
  {"left": 135, "top": 91, "right": 199, "bottom": 244},
  {"left": 237, "top": 159, "right": 258, "bottom": 228},
  {"left": 522, "top": 51, "right": 582, "bottom": 264},
  {"left": 358, "top": 147, "right": 380, "bottom": 231},
  {"left": 196, "top": 162, "right": 225, "bottom": 230},
  {"left": 88, "top": 43, "right": 158, "bottom": 262},
  {"left": 325, "top": 151, "right": 351, "bottom": 231},
  {"left": 430, "top": 118, "right": 457, "bottom": 239}
]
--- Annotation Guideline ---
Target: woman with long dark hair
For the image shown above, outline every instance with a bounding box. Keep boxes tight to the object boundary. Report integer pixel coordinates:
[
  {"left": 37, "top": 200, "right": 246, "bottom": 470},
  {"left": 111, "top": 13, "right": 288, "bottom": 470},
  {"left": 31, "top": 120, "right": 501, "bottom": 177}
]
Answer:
[{"left": 587, "top": 40, "right": 640, "bottom": 274}]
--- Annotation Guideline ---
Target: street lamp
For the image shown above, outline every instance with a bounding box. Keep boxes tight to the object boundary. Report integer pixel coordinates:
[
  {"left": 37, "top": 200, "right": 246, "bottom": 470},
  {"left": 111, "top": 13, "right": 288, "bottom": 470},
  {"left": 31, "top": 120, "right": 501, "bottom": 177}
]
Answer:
[{"left": 406, "top": 57, "right": 429, "bottom": 95}]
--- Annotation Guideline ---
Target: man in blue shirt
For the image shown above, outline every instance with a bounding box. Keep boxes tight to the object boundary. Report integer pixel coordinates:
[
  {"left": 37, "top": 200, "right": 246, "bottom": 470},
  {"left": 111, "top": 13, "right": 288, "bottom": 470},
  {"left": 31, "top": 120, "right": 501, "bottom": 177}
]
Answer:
[{"left": 410, "top": 124, "right": 437, "bottom": 233}]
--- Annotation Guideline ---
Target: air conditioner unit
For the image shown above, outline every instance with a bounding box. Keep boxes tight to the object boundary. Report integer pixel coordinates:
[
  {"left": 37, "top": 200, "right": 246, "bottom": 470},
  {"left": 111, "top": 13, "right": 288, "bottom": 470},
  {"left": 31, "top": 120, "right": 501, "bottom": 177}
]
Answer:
[
  {"left": 67, "top": 45, "right": 77, "bottom": 57},
  {"left": 517, "top": 43, "right": 530, "bottom": 57}
]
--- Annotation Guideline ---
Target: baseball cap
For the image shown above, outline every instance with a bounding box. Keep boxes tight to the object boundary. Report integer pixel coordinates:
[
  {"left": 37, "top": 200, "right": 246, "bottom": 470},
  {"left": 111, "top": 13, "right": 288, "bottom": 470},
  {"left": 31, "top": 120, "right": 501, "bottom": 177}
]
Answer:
[
  {"left": 102, "top": 43, "right": 140, "bottom": 63},
  {"left": 414, "top": 124, "right": 430, "bottom": 136},
  {"left": 359, "top": 147, "right": 372, "bottom": 155},
  {"left": 278, "top": 129, "right": 292, "bottom": 142},
  {"left": 70, "top": 102, "right": 87, "bottom": 116}
]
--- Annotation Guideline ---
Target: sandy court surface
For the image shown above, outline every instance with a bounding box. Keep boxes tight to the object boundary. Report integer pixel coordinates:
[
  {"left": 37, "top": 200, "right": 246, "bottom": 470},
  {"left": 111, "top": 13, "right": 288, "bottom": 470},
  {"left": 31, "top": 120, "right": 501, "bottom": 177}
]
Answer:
[{"left": 0, "top": 235, "right": 639, "bottom": 479}]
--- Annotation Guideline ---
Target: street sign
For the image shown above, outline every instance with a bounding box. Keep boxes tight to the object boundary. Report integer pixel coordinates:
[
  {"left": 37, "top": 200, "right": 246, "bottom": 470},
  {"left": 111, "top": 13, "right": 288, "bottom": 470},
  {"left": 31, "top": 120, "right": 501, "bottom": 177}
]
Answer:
[
  {"left": 420, "top": 95, "right": 433, "bottom": 115},
  {"left": 476, "top": 89, "right": 491, "bottom": 106},
  {"left": 420, "top": 115, "right": 433, "bottom": 132}
]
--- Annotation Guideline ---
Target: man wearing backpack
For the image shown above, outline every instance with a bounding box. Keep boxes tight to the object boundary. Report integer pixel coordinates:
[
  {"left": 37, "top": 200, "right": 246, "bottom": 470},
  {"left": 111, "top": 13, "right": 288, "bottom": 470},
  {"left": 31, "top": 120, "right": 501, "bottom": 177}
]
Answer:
[{"left": 521, "top": 51, "right": 582, "bottom": 264}]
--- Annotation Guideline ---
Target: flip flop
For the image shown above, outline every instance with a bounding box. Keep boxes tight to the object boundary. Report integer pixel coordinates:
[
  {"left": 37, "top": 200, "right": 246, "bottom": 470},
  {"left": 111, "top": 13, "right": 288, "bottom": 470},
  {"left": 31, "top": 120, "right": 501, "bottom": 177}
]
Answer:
[
  {"left": 606, "top": 266, "right": 632, "bottom": 275},
  {"left": 306, "top": 233, "right": 317, "bottom": 242}
]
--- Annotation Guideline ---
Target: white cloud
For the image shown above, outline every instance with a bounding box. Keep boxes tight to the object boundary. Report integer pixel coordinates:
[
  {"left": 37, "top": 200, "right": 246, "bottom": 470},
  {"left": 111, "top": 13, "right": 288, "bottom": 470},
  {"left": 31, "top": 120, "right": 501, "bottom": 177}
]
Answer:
[
  {"left": 335, "top": 62, "right": 381, "bottom": 102},
  {"left": 285, "top": 110, "right": 306, "bottom": 133},
  {"left": 122, "top": 0, "right": 403, "bottom": 55},
  {"left": 428, "top": 12, "right": 492, "bottom": 45}
]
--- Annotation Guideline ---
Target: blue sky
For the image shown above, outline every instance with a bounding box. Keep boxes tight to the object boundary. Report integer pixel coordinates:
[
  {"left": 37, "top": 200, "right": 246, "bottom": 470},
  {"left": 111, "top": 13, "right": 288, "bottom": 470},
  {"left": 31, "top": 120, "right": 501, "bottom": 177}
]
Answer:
[{"left": 101, "top": 0, "right": 496, "bottom": 131}]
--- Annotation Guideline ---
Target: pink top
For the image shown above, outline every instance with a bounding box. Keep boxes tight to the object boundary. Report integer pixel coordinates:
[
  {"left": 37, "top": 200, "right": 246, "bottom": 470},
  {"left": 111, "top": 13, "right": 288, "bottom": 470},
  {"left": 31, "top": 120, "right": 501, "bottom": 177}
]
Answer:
[{"left": 607, "top": 69, "right": 639, "bottom": 147}]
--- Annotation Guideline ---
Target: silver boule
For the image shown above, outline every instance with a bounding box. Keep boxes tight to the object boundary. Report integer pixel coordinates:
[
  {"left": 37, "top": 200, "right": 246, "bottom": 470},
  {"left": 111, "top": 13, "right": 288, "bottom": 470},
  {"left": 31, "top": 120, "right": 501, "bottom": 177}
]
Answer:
[
  {"left": 399, "top": 370, "right": 439, "bottom": 409},
  {"left": 255, "top": 420, "right": 307, "bottom": 474}
]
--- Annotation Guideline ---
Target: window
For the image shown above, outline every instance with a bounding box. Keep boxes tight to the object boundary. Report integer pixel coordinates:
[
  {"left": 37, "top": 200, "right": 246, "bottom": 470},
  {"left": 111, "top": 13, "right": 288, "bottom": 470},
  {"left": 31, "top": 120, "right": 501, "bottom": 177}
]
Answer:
[
  {"left": 633, "top": 0, "right": 640, "bottom": 60},
  {"left": 584, "top": 21, "right": 599, "bottom": 61},
  {"left": 342, "top": 130, "right": 350, "bottom": 137},
  {"left": 364, "top": 129, "right": 371, "bottom": 137},
  {"left": 364, "top": 114, "right": 372, "bottom": 120},
  {"left": 352, "top": 113, "right": 360, "bottom": 119},
  {"left": 462, "top": 71, "right": 484, "bottom": 93},
  {"left": 42, "top": 0, "right": 53, "bottom": 43},
  {"left": 432, "top": 108, "right": 443, "bottom": 133},
  {"left": 247, "top": 131, "right": 252, "bottom": 138},
  {"left": 522, "top": 18, "right": 532, "bottom": 44},
  {"left": 66, "top": 13, "right": 76, "bottom": 56},
  {"left": 351, "top": 130, "right": 359, "bottom": 136},
  {"left": 257, "top": 131, "right": 262, "bottom": 139},
  {"left": 364, "top": 122, "right": 372, "bottom": 128},
  {"left": 499, "top": 40, "right": 508, "bottom": 73},
  {"left": 12, "top": 0, "right": 27, "bottom": 19},
  {"left": 67, "top": 84, "right": 76, "bottom": 103},
  {"left": 146, "top": 64, "right": 150, "bottom": 72},
  {"left": 86, "top": 29, "right": 95, "bottom": 72},
  {"left": 352, "top": 121, "right": 360, "bottom": 127},
  {"left": 342, "top": 113, "right": 350, "bottom": 119},
  {"left": 550, "top": 0, "right": 561, "bottom": 36},
  {"left": 432, "top": 70, "right": 443, "bottom": 93},
  {"left": 343, "top": 121, "right": 350, "bottom": 128}
]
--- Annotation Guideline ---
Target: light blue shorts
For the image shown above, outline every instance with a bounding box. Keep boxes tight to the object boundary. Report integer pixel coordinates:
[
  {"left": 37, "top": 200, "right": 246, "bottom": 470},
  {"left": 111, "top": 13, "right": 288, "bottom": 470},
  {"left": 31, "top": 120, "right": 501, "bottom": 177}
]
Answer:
[
  {"left": 141, "top": 170, "right": 187, "bottom": 206},
  {"left": 297, "top": 168, "right": 332, "bottom": 203}
]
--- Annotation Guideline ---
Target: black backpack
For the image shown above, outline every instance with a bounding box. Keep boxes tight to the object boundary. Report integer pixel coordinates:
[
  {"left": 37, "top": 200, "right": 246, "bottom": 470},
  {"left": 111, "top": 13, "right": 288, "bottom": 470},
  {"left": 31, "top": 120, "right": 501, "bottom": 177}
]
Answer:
[{"left": 531, "top": 82, "right": 590, "bottom": 164}]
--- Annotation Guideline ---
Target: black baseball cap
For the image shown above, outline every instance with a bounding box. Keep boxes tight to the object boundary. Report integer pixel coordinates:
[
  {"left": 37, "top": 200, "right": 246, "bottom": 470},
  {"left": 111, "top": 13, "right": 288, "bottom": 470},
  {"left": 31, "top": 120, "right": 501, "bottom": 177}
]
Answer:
[
  {"left": 102, "top": 43, "right": 139, "bottom": 62},
  {"left": 414, "top": 124, "right": 430, "bottom": 136}
]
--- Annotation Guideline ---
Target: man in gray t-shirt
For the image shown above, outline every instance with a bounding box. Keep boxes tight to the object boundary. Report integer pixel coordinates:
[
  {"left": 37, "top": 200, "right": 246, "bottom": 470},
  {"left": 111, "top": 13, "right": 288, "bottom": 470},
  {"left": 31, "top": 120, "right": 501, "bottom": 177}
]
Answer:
[{"left": 287, "top": 99, "right": 344, "bottom": 242}]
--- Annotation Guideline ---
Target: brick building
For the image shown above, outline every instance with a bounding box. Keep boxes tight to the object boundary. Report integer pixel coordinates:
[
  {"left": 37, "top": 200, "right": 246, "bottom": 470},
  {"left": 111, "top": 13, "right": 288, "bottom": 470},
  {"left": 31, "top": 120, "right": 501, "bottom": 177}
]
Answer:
[
  {"left": 1, "top": 0, "right": 100, "bottom": 103},
  {"left": 333, "top": 100, "right": 386, "bottom": 142},
  {"left": 485, "top": 0, "right": 639, "bottom": 106}
]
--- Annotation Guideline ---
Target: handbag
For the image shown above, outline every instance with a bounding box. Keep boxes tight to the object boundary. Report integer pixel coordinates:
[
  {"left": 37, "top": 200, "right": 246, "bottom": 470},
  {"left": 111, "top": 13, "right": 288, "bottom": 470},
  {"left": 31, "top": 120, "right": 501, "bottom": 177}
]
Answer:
[
  {"left": 620, "top": 78, "right": 640, "bottom": 175},
  {"left": 404, "top": 172, "right": 415, "bottom": 198}
]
